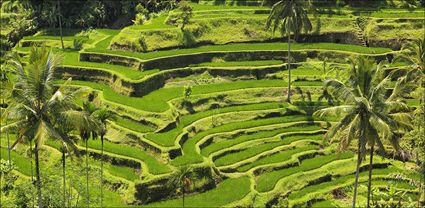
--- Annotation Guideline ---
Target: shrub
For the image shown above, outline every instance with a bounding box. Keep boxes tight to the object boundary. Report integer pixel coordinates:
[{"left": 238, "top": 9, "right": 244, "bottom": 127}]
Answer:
[
  {"left": 76, "top": 28, "right": 98, "bottom": 39},
  {"left": 179, "top": 30, "right": 196, "bottom": 47},
  {"left": 133, "top": 3, "right": 149, "bottom": 25},
  {"left": 179, "top": 1, "right": 193, "bottom": 31},
  {"left": 73, "top": 38, "right": 84, "bottom": 50},
  {"left": 138, "top": 35, "right": 148, "bottom": 52},
  {"left": 184, "top": 85, "right": 192, "bottom": 99}
]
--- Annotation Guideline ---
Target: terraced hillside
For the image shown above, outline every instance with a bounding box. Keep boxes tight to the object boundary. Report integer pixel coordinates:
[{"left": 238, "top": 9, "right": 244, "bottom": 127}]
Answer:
[{"left": 2, "top": 1, "right": 424, "bottom": 207}]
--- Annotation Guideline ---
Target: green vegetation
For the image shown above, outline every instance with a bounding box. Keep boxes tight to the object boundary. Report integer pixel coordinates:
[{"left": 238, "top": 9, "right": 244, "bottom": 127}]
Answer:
[
  {"left": 215, "top": 140, "right": 321, "bottom": 167},
  {"left": 85, "top": 139, "right": 170, "bottom": 175},
  {"left": 65, "top": 80, "right": 290, "bottom": 113},
  {"left": 148, "top": 177, "right": 251, "bottom": 207},
  {"left": 256, "top": 152, "right": 354, "bottom": 192},
  {"left": 201, "top": 122, "right": 322, "bottom": 156},
  {"left": 87, "top": 42, "right": 393, "bottom": 60},
  {"left": 147, "top": 102, "right": 288, "bottom": 146},
  {"left": 114, "top": 117, "right": 155, "bottom": 133},
  {"left": 191, "top": 60, "right": 283, "bottom": 67},
  {"left": 236, "top": 144, "right": 319, "bottom": 172},
  {"left": 172, "top": 116, "right": 323, "bottom": 166},
  {"left": 1, "top": 1, "right": 423, "bottom": 207},
  {"left": 0, "top": 148, "right": 32, "bottom": 176}
]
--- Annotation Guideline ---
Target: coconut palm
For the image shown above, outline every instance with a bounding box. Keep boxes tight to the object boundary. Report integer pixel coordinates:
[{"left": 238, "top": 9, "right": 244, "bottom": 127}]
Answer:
[
  {"left": 0, "top": 67, "right": 12, "bottom": 166},
  {"left": 265, "top": 0, "right": 313, "bottom": 103},
  {"left": 0, "top": 0, "right": 30, "bottom": 13},
  {"left": 57, "top": 0, "right": 64, "bottom": 49},
  {"left": 56, "top": 124, "right": 83, "bottom": 208},
  {"left": 168, "top": 166, "right": 196, "bottom": 208},
  {"left": 93, "top": 108, "right": 115, "bottom": 208},
  {"left": 0, "top": 47, "right": 90, "bottom": 208},
  {"left": 398, "top": 38, "right": 425, "bottom": 71},
  {"left": 79, "top": 101, "right": 100, "bottom": 207},
  {"left": 314, "top": 56, "right": 413, "bottom": 208},
  {"left": 397, "top": 38, "right": 425, "bottom": 206}
]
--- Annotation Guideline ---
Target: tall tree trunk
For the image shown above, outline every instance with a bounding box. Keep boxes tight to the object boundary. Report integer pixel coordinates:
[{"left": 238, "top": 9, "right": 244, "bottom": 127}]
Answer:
[
  {"left": 5, "top": 120, "right": 11, "bottom": 168},
  {"left": 352, "top": 141, "right": 362, "bottom": 208},
  {"left": 85, "top": 139, "right": 89, "bottom": 207},
  {"left": 35, "top": 144, "right": 42, "bottom": 208},
  {"left": 6, "top": 131, "right": 10, "bottom": 166},
  {"left": 62, "top": 149, "right": 66, "bottom": 208},
  {"left": 30, "top": 140, "right": 35, "bottom": 208},
  {"left": 57, "top": 0, "right": 64, "bottom": 49},
  {"left": 0, "top": 112, "right": 2, "bottom": 205},
  {"left": 366, "top": 145, "right": 374, "bottom": 208},
  {"left": 287, "top": 32, "right": 291, "bottom": 103},
  {"left": 100, "top": 135, "right": 104, "bottom": 208},
  {"left": 418, "top": 76, "right": 425, "bottom": 205}
]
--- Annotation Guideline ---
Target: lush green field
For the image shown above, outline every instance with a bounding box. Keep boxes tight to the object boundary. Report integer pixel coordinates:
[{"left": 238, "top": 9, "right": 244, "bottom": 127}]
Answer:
[
  {"left": 86, "top": 42, "right": 393, "bottom": 60},
  {"left": 2, "top": 1, "right": 423, "bottom": 207},
  {"left": 148, "top": 177, "right": 251, "bottom": 207},
  {"left": 256, "top": 152, "right": 355, "bottom": 192}
]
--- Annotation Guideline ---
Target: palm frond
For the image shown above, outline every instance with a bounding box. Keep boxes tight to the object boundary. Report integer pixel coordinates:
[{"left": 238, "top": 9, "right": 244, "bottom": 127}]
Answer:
[
  {"left": 323, "top": 79, "right": 356, "bottom": 104},
  {"left": 324, "top": 111, "right": 357, "bottom": 142}
]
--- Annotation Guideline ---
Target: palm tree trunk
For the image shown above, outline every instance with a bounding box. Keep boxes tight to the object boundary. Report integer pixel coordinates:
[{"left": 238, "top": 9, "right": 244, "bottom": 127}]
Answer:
[
  {"left": 352, "top": 141, "right": 362, "bottom": 208},
  {"left": 85, "top": 139, "right": 89, "bottom": 207},
  {"left": 57, "top": 0, "right": 64, "bottom": 49},
  {"left": 35, "top": 144, "right": 42, "bottom": 208},
  {"left": 100, "top": 135, "right": 104, "bottom": 208},
  {"left": 418, "top": 76, "right": 425, "bottom": 208},
  {"left": 0, "top": 127, "right": 1, "bottom": 206},
  {"left": 287, "top": 32, "right": 291, "bottom": 103},
  {"left": 366, "top": 145, "right": 374, "bottom": 208},
  {"left": 6, "top": 131, "right": 11, "bottom": 167},
  {"left": 5, "top": 120, "right": 11, "bottom": 168},
  {"left": 30, "top": 140, "right": 35, "bottom": 208},
  {"left": 62, "top": 149, "right": 66, "bottom": 208}
]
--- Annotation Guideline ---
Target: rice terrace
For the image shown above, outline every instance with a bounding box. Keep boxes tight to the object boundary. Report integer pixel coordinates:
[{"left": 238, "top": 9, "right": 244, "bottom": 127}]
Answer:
[{"left": 0, "top": 0, "right": 424, "bottom": 207}]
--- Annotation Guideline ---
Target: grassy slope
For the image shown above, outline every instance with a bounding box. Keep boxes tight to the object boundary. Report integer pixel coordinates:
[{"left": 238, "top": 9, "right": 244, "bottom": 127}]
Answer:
[
  {"left": 64, "top": 80, "right": 291, "bottom": 113},
  {"left": 147, "top": 177, "right": 251, "bottom": 207},
  {"left": 7, "top": 4, "right": 422, "bottom": 207},
  {"left": 86, "top": 42, "right": 392, "bottom": 60}
]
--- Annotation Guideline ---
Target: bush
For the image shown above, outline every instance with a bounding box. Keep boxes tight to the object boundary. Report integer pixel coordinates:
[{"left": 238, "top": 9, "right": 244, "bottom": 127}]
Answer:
[
  {"left": 138, "top": 35, "right": 148, "bottom": 52},
  {"left": 184, "top": 85, "right": 192, "bottom": 99},
  {"left": 179, "top": 1, "right": 193, "bottom": 31},
  {"left": 179, "top": 30, "right": 196, "bottom": 47},
  {"left": 134, "top": 13, "right": 148, "bottom": 25},
  {"left": 133, "top": 3, "right": 149, "bottom": 25},
  {"left": 73, "top": 38, "right": 84, "bottom": 50}
]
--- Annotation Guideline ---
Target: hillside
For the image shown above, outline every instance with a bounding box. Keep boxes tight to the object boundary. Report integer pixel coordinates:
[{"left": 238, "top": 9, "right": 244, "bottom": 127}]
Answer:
[{"left": 1, "top": 0, "right": 424, "bottom": 207}]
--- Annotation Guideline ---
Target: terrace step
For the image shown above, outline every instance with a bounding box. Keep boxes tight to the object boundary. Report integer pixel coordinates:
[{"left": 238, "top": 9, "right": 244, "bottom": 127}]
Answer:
[
  {"left": 211, "top": 132, "right": 324, "bottom": 168},
  {"left": 200, "top": 121, "right": 326, "bottom": 157},
  {"left": 286, "top": 165, "right": 404, "bottom": 207}
]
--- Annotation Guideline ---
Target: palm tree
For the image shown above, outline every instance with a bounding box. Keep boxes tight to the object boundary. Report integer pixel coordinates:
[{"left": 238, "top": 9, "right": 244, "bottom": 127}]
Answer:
[
  {"left": 57, "top": 0, "right": 65, "bottom": 49},
  {"left": 0, "top": 67, "right": 12, "bottom": 167},
  {"left": 265, "top": 0, "right": 313, "bottom": 103},
  {"left": 0, "top": 47, "right": 90, "bottom": 208},
  {"left": 314, "top": 56, "right": 413, "bottom": 208},
  {"left": 56, "top": 126, "right": 82, "bottom": 208},
  {"left": 93, "top": 108, "right": 115, "bottom": 208},
  {"left": 168, "top": 166, "right": 195, "bottom": 208},
  {"left": 397, "top": 38, "right": 424, "bottom": 206},
  {"left": 79, "top": 101, "right": 100, "bottom": 207},
  {"left": 398, "top": 38, "right": 425, "bottom": 71}
]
